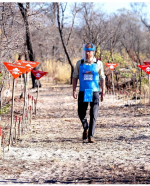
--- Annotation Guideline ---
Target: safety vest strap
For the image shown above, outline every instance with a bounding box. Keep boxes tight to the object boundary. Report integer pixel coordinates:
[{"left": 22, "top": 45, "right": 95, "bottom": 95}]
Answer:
[
  {"left": 81, "top": 59, "right": 84, "bottom": 64},
  {"left": 81, "top": 59, "right": 98, "bottom": 64}
]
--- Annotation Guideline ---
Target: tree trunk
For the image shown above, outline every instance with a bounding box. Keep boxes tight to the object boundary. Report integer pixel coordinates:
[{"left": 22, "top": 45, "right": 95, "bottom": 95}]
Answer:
[
  {"left": 18, "top": 3, "right": 40, "bottom": 88},
  {"left": 56, "top": 3, "right": 74, "bottom": 84}
]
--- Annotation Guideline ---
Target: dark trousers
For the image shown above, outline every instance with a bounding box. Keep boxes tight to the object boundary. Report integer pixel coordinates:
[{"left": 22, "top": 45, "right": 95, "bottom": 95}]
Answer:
[{"left": 78, "top": 91, "right": 99, "bottom": 138}]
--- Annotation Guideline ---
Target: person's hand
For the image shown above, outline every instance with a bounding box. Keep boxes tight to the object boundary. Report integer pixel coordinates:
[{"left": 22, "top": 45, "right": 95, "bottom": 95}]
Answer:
[
  {"left": 73, "top": 90, "right": 78, "bottom": 99},
  {"left": 101, "top": 92, "right": 105, "bottom": 102}
]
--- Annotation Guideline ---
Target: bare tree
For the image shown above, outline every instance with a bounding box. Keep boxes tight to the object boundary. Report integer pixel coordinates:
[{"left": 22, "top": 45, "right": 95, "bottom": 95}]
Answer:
[
  {"left": 18, "top": 2, "right": 41, "bottom": 88},
  {"left": 55, "top": 2, "right": 80, "bottom": 84}
]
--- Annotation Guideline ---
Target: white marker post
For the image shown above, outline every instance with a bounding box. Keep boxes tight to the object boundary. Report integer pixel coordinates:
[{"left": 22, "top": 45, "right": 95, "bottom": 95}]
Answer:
[
  {"left": 22, "top": 73, "right": 27, "bottom": 135},
  {"left": 112, "top": 70, "right": 114, "bottom": 95},
  {"left": 9, "top": 78, "right": 15, "bottom": 148}
]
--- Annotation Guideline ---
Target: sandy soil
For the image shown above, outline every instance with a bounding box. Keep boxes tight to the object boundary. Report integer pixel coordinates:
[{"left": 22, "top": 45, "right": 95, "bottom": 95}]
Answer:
[{"left": 0, "top": 81, "right": 150, "bottom": 184}]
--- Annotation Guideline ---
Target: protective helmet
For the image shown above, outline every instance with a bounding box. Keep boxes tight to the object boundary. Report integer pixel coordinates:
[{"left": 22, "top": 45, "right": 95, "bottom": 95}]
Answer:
[{"left": 84, "top": 43, "right": 96, "bottom": 51}]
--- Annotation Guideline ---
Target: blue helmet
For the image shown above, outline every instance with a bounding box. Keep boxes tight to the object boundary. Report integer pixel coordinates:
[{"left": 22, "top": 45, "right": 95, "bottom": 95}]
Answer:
[{"left": 84, "top": 43, "right": 95, "bottom": 51}]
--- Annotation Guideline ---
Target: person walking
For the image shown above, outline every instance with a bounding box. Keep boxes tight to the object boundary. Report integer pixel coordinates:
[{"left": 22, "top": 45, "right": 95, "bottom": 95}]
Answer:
[{"left": 73, "top": 43, "right": 105, "bottom": 143}]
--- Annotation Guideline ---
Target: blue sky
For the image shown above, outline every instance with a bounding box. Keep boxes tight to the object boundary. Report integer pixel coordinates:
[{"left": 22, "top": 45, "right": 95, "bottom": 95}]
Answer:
[
  {"left": 102, "top": 2, "right": 132, "bottom": 13},
  {"left": 65, "top": 2, "right": 133, "bottom": 25},
  {"left": 66, "top": 1, "right": 150, "bottom": 15},
  {"left": 66, "top": 2, "right": 133, "bottom": 16}
]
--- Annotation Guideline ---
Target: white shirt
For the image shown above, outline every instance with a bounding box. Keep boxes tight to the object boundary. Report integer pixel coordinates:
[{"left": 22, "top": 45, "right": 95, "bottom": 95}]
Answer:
[{"left": 73, "top": 57, "right": 105, "bottom": 80}]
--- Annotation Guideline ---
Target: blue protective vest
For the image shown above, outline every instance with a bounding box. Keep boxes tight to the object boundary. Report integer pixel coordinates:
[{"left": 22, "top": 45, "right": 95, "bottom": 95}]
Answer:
[{"left": 79, "top": 60, "right": 100, "bottom": 92}]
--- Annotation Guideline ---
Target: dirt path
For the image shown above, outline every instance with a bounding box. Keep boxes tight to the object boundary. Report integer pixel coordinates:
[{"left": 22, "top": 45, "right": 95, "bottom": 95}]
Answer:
[{"left": 0, "top": 83, "right": 150, "bottom": 184}]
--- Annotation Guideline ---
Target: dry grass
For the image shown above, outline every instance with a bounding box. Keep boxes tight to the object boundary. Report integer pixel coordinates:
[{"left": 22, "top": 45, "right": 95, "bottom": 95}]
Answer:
[
  {"left": 141, "top": 83, "right": 149, "bottom": 94},
  {"left": 41, "top": 58, "right": 80, "bottom": 83}
]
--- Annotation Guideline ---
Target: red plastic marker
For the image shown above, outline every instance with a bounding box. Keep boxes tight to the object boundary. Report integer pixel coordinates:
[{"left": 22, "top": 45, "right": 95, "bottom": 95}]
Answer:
[
  {"left": 138, "top": 65, "right": 150, "bottom": 74},
  {"left": 105, "top": 63, "right": 118, "bottom": 71},
  {"left": 3, "top": 62, "right": 30, "bottom": 79},
  {"left": 31, "top": 70, "right": 48, "bottom": 80},
  {"left": 143, "top": 62, "right": 150, "bottom": 65},
  {"left": 15, "top": 60, "right": 40, "bottom": 73}
]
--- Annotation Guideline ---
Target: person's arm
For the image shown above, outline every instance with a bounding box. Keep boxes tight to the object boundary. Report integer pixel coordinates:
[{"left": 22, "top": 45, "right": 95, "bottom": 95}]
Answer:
[
  {"left": 100, "top": 79, "right": 105, "bottom": 102},
  {"left": 72, "top": 60, "right": 80, "bottom": 99},
  {"left": 98, "top": 61, "right": 106, "bottom": 102},
  {"left": 73, "top": 77, "right": 78, "bottom": 99}
]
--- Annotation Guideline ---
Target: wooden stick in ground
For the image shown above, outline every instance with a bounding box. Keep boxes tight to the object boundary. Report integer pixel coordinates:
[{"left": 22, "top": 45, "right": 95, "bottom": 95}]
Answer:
[
  {"left": 25, "top": 110, "right": 28, "bottom": 128},
  {"left": 18, "top": 117, "right": 21, "bottom": 139},
  {"left": 2, "top": 130, "right": 4, "bottom": 160},
  {"left": 37, "top": 80, "right": 39, "bottom": 100},
  {"left": 0, "top": 127, "right": 1, "bottom": 159},
  {"left": 30, "top": 106, "right": 32, "bottom": 124},
  {"left": 27, "top": 94, "right": 30, "bottom": 122},
  {"left": 28, "top": 94, "right": 30, "bottom": 109},
  {"left": 32, "top": 96, "right": 34, "bottom": 114},
  {"left": 22, "top": 73, "right": 27, "bottom": 135},
  {"left": 14, "top": 116, "right": 17, "bottom": 142},
  {"left": 136, "top": 90, "right": 137, "bottom": 104},
  {"left": 123, "top": 91, "right": 125, "bottom": 104},
  {"left": 112, "top": 70, "right": 114, "bottom": 95},
  {"left": 0, "top": 92, "right": 2, "bottom": 113},
  {"left": 8, "top": 78, "right": 15, "bottom": 149},
  {"left": 34, "top": 99, "right": 37, "bottom": 116},
  {"left": 21, "top": 74, "right": 22, "bottom": 86}
]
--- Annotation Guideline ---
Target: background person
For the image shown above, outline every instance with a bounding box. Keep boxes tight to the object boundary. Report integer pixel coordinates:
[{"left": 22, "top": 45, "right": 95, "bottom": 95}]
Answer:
[{"left": 73, "top": 43, "right": 105, "bottom": 143}]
